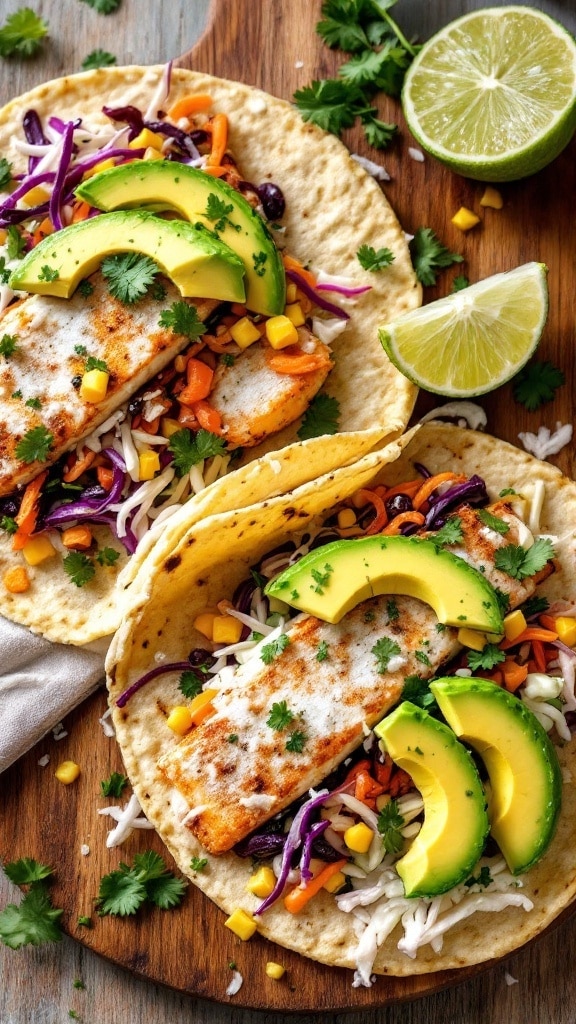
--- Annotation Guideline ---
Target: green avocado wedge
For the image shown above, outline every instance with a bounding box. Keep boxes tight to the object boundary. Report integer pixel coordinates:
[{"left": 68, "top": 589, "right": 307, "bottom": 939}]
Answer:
[
  {"left": 75, "top": 161, "right": 286, "bottom": 315},
  {"left": 9, "top": 209, "right": 247, "bottom": 302},
  {"left": 430, "top": 677, "right": 563, "bottom": 874},
  {"left": 375, "top": 701, "right": 489, "bottom": 897},
  {"left": 264, "top": 535, "right": 504, "bottom": 633}
]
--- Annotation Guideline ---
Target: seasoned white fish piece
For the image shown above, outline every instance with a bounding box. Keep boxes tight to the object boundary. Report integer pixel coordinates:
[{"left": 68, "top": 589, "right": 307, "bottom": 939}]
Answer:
[
  {"left": 157, "top": 505, "right": 551, "bottom": 854},
  {"left": 0, "top": 276, "right": 217, "bottom": 495}
]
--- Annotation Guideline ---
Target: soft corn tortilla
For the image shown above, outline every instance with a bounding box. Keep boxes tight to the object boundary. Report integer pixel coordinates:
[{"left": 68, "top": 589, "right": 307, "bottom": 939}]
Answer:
[
  {"left": 106, "top": 423, "right": 576, "bottom": 976},
  {"left": 0, "top": 65, "right": 421, "bottom": 645}
]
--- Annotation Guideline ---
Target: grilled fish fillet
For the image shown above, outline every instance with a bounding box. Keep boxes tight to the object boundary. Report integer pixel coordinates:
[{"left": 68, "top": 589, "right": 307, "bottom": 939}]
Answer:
[
  {"left": 209, "top": 326, "right": 333, "bottom": 448},
  {"left": 0, "top": 276, "right": 218, "bottom": 495},
  {"left": 157, "top": 504, "right": 551, "bottom": 854}
]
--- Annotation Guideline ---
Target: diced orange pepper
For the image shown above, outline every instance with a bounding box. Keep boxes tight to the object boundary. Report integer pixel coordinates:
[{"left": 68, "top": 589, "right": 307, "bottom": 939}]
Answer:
[
  {"left": 192, "top": 399, "right": 222, "bottom": 434},
  {"left": 502, "top": 659, "right": 529, "bottom": 692},
  {"left": 3, "top": 565, "right": 30, "bottom": 593},
  {"left": 178, "top": 358, "right": 214, "bottom": 405},
  {"left": 61, "top": 525, "right": 93, "bottom": 550}
]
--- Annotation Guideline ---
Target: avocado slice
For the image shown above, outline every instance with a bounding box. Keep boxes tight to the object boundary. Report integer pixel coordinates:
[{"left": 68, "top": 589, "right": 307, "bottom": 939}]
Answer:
[
  {"left": 75, "top": 161, "right": 285, "bottom": 316},
  {"left": 375, "top": 702, "right": 489, "bottom": 897},
  {"left": 9, "top": 209, "right": 246, "bottom": 302},
  {"left": 430, "top": 677, "right": 562, "bottom": 874},
  {"left": 264, "top": 535, "right": 504, "bottom": 633}
]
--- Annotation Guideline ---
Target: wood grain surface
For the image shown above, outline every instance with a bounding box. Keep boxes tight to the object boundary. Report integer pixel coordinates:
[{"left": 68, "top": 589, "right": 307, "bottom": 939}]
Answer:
[{"left": 1, "top": 0, "right": 576, "bottom": 1020}]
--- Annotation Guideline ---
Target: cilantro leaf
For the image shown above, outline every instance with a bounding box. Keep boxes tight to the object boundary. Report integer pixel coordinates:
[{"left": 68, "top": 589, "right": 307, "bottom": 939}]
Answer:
[
  {"left": 85, "top": 355, "right": 109, "bottom": 372},
  {"left": 190, "top": 856, "right": 208, "bottom": 872},
  {"left": 464, "top": 864, "right": 493, "bottom": 889},
  {"left": 466, "top": 643, "right": 506, "bottom": 671},
  {"left": 285, "top": 730, "right": 307, "bottom": 753},
  {"left": 1, "top": 515, "right": 17, "bottom": 534},
  {"left": 38, "top": 265, "right": 59, "bottom": 282},
  {"left": 146, "top": 873, "right": 187, "bottom": 909},
  {"left": 372, "top": 636, "right": 401, "bottom": 672},
  {"left": 15, "top": 425, "right": 53, "bottom": 463},
  {"left": 79, "top": 0, "right": 122, "bottom": 12},
  {"left": 81, "top": 49, "right": 117, "bottom": 70},
  {"left": 478, "top": 509, "right": 510, "bottom": 535},
  {"left": 158, "top": 301, "right": 207, "bottom": 340},
  {"left": 96, "top": 869, "right": 147, "bottom": 916},
  {"left": 512, "top": 360, "right": 565, "bottom": 411},
  {"left": 431, "top": 516, "right": 464, "bottom": 548},
  {"left": 401, "top": 675, "right": 438, "bottom": 711},
  {"left": 168, "top": 428, "right": 226, "bottom": 476},
  {"left": 63, "top": 552, "right": 96, "bottom": 588},
  {"left": 101, "top": 252, "right": 159, "bottom": 303},
  {"left": 316, "top": 0, "right": 370, "bottom": 52},
  {"left": 96, "top": 850, "right": 186, "bottom": 916},
  {"left": 6, "top": 226, "right": 26, "bottom": 260},
  {"left": 0, "top": 333, "right": 18, "bottom": 358},
  {"left": 521, "top": 594, "right": 549, "bottom": 618},
  {"left": 95, "top": 546, "right": 120, "bottom": 566},
  {"left": 267, "top": 700, "right": 295, "bottom": 731},
  {"left": 357, "top": 244, "right": 395, "bottom": 271},
  {"left": 99, "top": 772, "right": 128, "bottom": 797},
  {"left": 0, "top": 7, "right": 49, "bottom": 58},
  {"left": 409, "top": 227, "right": 463, "bottom": 286},
  {"left": 340, "top": 39, "right": 408, "bottom": 95},
  {"left": 4, "top": 858, "right": 54, "bottom": 885},
  {"left": 360, "top": 112, "right": 398, "bottom": 149},
  {"left": 297, "top": 393, "right": 340, "bottom": 440},
  {"left": 494, "top": 537, "right": 555, "bottom": 581},
  {"left": 0, "top": 157, "right": 12, "bottom": 189},
  {"left": 204, "top": 194, "right": 239, "bottom": 234},
  {"left": 452, "top": 274, "right": 469, "bottom": 292},
  {"left": 293, "top": 78, "right": 364, "bottom": 134},
  {"left": 0, "top": 885, "right": 63, "bottom": 949},
  {"left": 377, "top": 798, "right": 405, "bottom": 855},
  {"left": 316, "top": 640, "right": 329, "bottom": 662},
  {"left": 261, "top": 633, "right": 290, "bottom": 665},
  {"left": 178, "top": 670, "right": 203, "bottom": 699},
  {"left": 311, "top": 563, "right": 333, "bottom": 594}
]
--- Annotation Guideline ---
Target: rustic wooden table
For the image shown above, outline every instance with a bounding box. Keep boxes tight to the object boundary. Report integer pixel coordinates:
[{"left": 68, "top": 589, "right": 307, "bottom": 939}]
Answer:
[{"left": 1, "top": 0, "right": 576, "bottom": 1020}]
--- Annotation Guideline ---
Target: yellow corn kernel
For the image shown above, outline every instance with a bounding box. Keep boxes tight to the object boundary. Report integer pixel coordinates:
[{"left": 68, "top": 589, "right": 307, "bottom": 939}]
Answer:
[
  {"left": 79, "top": 368, "right": 110, "bottom": 403},
  {"left": 553, "top": 616, "right": 576, "bottom": 648},
  {"left": 457, "top": 627, "right": 488, "bottom": 651},
  {"left": 265, "top": 315, "right": 299, "bottom": 350},
  {"left": 337, "top": 508, "right": 357, "bottom": 529},
  {"left": 503, "top": 609, "right": 528, "bottom": 643},
  {"left": 230, "top": 316, "right": 261, "bottom": 350},
  {"left": 161, "top": 416, "right": 182, "bottom": 438},
  {"left": 138, "top": 449, "right": 161, "bottom": 481},
  {"left": 285, "top": 281, "right": 298, "bottom": 303},
  {"left": 480, "top": 186, "right": 503, "bottom": 210},
  {"left": 323, "top": 869, "right": 346, "bottom": 894},
  {"left": 3, "top": 565, "right": 30, "bottom": 593},
  {"left": 194, "top": 611, "right": 217, "bottom": 640},
  {"left": 22, "top": 535, "right": 57, "bottom": 566},
  {"left": 451, "top": 206, "right": 480, "bottom": 231},
  {"left": 246, "top": 865, "right": 276, "bottom": 899},
  {"left": 212, "top": 614, "right": 243, "bottom": 644},
  {"left": 129, "top": 128, "right": 165, "bottom": 151},
  {"left": 166, "top": 705, "right": 194, "bottom": 735},
  {"left": 54, "top": 760, "right": 81, "bottom": 785},
  {"left": 224, "top": 907, "right": 257, "bottom": 940},
  {"left": 23, "top": 185, "right": 51, "bottom": 206},
  {"left": 265, "top": 961, "right": 286, "bottom": 980},
  {"left": 344, "top": 822, "right": 374, "bottom": 854},
  {"left": 283, "top": 302, "right": 305, "bottom": 327},
  {"left": 189, "top": 687, "right": 218, "bottom": 722}
]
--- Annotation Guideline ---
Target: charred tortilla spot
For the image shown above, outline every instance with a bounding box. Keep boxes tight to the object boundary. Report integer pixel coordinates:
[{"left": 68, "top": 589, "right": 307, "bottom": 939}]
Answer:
[{"left": 164, "top": 555, "right": 182, "bottom": 573}]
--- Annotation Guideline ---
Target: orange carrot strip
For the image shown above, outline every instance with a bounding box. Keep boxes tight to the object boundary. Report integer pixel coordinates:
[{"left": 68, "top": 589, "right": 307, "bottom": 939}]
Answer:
[
  {"left": 381, "top": 511, "right": 425, "bottom": 535},
  {"left": 192, "top": 399, "right": 222, "bottom": 434},
  {"left": 71, "top": 200, "right": 92, "bottom": 223},
  {"left": 354, "top": 770, "right": 384, "bottom": 803},
  {"left": 354, "top": 488, "right": 388, "bottom": 535},
  {"left": 412, "top": 472, "right": 467, "bottom": 511},
  {"left": 191, "top": 702, "right": 215, "bottom": 726},
  {"left": 63, "top": 448, "right": 97, "bottom": 483},
  {"left": 374, "top": 756, "right": 394, "bottom": 790},
  {"left": 284, "top": 859, "right": 348, "bottom": 915},
  {"left": 61, "top": 525, "right": 93, "bottom": 550},
  {"left": 97, "top": 465, "right": 115, "bottom": 491},
  {"left": 531, "top": 639, "right": 547, "bottom": 673},
  {"left": 500, "top": 626, "right": 559, "bottom": 650},
  {"left": 178, "top": 358, "right": 214, "bottom": 404},
  {"left": 282, "top": 253, "right": 317, "bottom": 289},
  {"left": 266, "top": 346, "right": 332, "bottom": 376},
  {"left": 206, "top": 113, "right": 228, "bottom": 167},
  {"left": 32, "top": 217, "right": 54, "bottom": 247},
  {"left": 343, "top": 759, "right": 372, "bottom": 785},
  {"left": 538, "top": 614, "right": 558, "bottom": 632},
  {"left": 502, "top": 660, "right": 529, "bottom": 692},
  {"left": 167, "top": 94, "right": 213, "bottom": 120},
  {"left": 12, "top": 471, "right": 49, "bottom": 551},
  {"left": 202, "top": 165, "right": 228, "bottom": 178}
]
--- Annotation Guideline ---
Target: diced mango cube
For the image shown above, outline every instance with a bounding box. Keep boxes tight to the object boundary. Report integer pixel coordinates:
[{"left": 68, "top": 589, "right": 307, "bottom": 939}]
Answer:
[
  {"left": 344, "top": 822, "right": 374, "bottom": 854},
  {"left": 230, "top": 316, "right": 261, "bottom": 349},
  {"left": 265, "top": 961, "right": 286, "bottom": 979},
  {"left": 194, "top": 611, "right": 217, "bottom": 640},
  {"left": 22, "top": 535, "right": 56, "bottom": 566},
  {"left": 451, "top": 206, "right": 480, "bottom": 231},
  {"left": 284, "top": 302, "right": 305, "bottom": 327},
  {"left": 3, "top": 565, "right": 30, "bottom": 593},
  {"left": 480, "top": 186, "right": 503, "bottom": 209},
  {"left": 166, "top": 706, "right": 194, "bottom": 735},
  {"left": 55, "top": 760, "right": 81, "bottom": 784},
  {"left": 143, "top": 146, "right": 164, "bottom": 161},
  {"left": 161, "top": 416, "right": 182, "bottom": 438},
  {"left": 323, "top": 869, "right": 346, "bottom": 893},
  {"left": 82, "top": 158, "right": 116, "bottom": 179},
  {"left": 503, "top": 609, "right": 527, "bottom": 642},
  {"left": 224, "top": 907, "right": 257, "bottom": 940},
  {"left": 265, "top": 315, "right": 299, "bottom": 349},
  {"left": 553, "top": 616, "right": 576, "bottom": 648},
  {"left": 138, "top": 449, "right": 161, "bottom": 480},
  {"left": 79, "top": 368, "right": 109, "bottom": 403},
  {"left": 457, "top": 627, "right": 489, "bottom": 651},
  {"left": 285, "top": 282, "right": 298, "bottom": 303},
  {"left": 129, "top": 128, "right": 165, "bottom": 151},
  {"left": 23, "top": 185, "right": 50, "bottom": 206},
  {"left": 246, "top": 865, "right": 276, "bottom": 898},
  {"left": 212, "top": 614, "right": 243, "bottom": 644}
]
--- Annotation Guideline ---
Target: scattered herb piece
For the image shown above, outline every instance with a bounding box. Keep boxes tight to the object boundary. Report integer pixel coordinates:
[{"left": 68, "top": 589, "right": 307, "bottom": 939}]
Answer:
[
  {"left": 408, "top": 227, "right": 463, "bottom": 286},
  {"left": 74, "top": 344, "right": 88, "bottom": 357},
  {"left": 81, "top": 48, "right": 116, "bottom": 69},
  {"left": 261, "top": 633, "right": 290, "bottom": 665},
  {"left": 401, "top": 675, "right": 438, "bottom": 711},
  {"left": 297, "top": 392, "right": 340, "bottom": 440},
  {"left": 478, "top": 509, "right": 510, "bottom": 535},
  {"left": 100, "top": 771, "right": 129, "bottom": 798},
  {"left": 499, "top": 487, "right": 518, "bottom": 497},
  {"left": 63, "top": 552, "right": 96, "bottom": 588},
  {"left": 386, "top": 598, "right": 399, "bottom": 622},
  {"left": 0, "top": 157, "right": 12, "bottom": 188},
  {"left": 415, "top": 649, "right": 431, "bottom": 667},
  {"left": 4, "top": 858, "right": 54, "bottom": 885},
  {"left": 0, "top": 257, "right": 10, "bottom": 284},
  {"left": 252, "top": 251, "right": 268, "bottom": 276},
  {"left": 512, "top": 359, "right": 565, "bottom": 411},
  {"left": 363, "top": 608, "right": 376, "bottom": 623},
  {"left": 311, "top": 563, "right": 333, "bottom": 594},
  {"left": 452, "top": 273, "right": 469, "bottom": 292},
  {"left": 377, "top": 798, "right": 405, "bottom": 855},
  {"left": 85, "top": 355, "right": 109, "bottom": 373},
  {"left": 190, "top": 857, "right": 208, "bottom": 873},
  {"left": 227, "top": 733, "right": 239, "bottom": 743},
  {"left": 96, "top": 547, "right": 120, "bottom": 566},
  {"left": 25, "top": 396, "right": 42, "bottom": 409},
  {"left": 101, "top": 252, "right": 158, "bottom": 303},
  {"left": 0, "top": 7, "right": 49, "bottom": 58},
  {"left": 168, "top": 428, "right": 226, "bottom": 476},
  {"left": 96, "top": 850, "right": 186, "bottom": 917},
  {"left": 267, "top": 699, "right": 295, "bottom": 731},
  {"left": 357, "top": 244, "right": 395, "bottom": 271},
  {"left": 1, "top": 515, "right": 17, "bottom": 534},
  {"left": 6, "top": 225, "right": 26, "bottom": 260},
  {"left": 222, "top": 352, "right": 236, "bottom": 367},
  {"left": 77, "top": 279, "right": 94, "bottom": 297},
  {"left": 15, "top": 425, "right": 53, "bottom": 463},
  {"left": 0, "top": 333, "right": 18, "bottom": 358},
  {"left": 38, "top": 265, "right": 59, "bottom": 282},
  {"left": 494, "top": 537, "right": 554, "bottom": 581},
  {"left": 464, "top": 864, "right": 493, "bottom": 888},
  {"left": 372, "top": 636, "right": 401, "bottom": 672},
  {"left": 466, "top": 643, "right": 506, "bottom": 672},
  {"left": 178, "top": 670, "right": 203, "bottom": 699},
  {"left": 79, "top": 0, "right": 122, "bottom": 13},
  {"left": 159, "top": 300, "right": 207, "bottom": 340},
  {"left": 0, "top": 860, "right": 62, "bottom": 949},
  {"left": 250, "top": 630, "right": 264, "bottom": 643},
  {"left": 316, "top": 640, "right": 329, "bottom": 662},
  {"left": 286, "top": 729, "right": 307, "bottom": 753},
  {"left": 73, "top": 978, "right": 86, "bottom": 989},
  {"left": 77, "top": 915, "right": 92, "bottom": 927},
  {"left": 204, "top": 194, "right": 239, "bottom": 234},
  {"left": 431, "top": 516, "right": 463, "bottom": 548},
  {"left": 521, "top": 594, "right": 549, "bottom": 618}
]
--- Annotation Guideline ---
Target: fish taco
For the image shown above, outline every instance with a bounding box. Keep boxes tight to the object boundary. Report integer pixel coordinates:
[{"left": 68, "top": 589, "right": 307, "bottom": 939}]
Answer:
[
  {"left": 106, "top": 423, "right": 576, "bottom": 982},
  {"left": 0, "top": 64, "right": 420, "bottom": 644}
]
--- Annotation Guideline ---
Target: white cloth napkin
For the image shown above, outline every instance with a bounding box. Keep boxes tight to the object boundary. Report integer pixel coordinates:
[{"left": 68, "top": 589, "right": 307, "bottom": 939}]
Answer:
[{"left": 0, "top": 615, "right": 108, "bottom": 773}]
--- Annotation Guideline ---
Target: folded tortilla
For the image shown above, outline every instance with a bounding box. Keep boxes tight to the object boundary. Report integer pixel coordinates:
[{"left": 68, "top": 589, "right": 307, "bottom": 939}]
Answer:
[
  {"left": 0, "top": 65, "right": 420, "bottom": 644},
  {"left": 106, "top": 423, "right": 576, "bottom": 976}
]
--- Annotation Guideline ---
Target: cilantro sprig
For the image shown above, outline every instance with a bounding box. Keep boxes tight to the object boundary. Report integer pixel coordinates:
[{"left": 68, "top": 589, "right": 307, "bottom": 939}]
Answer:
[
  {"left": 267, "top": 700, "right": 295, "bottom": 731},
  {"left": 408, "top": 227, "right": 463, "bottom": 286},
  {"left": 96, "top": 850, "right": 186, "bottom": 917},
  {"left": 297, "top": 393, "right": 340, "bottom": 440},
  {"left": 357, "top": 244, "right": 395, "bottom": 271},
  {"left": 158, "top": 301, "right": 207, "bottom": 340},
  {"left": 377, "top": 798, "right": 405, "bottom": 855},
  {"left": 15, "top": 425, "right": 53, "bottom": 463},
  {"left": 168, "top": 428, "right": 226, "bottom": 476},
  {"left": 466, "top": 643, "right": 506, "bottom": 672},
  {"left": 0, "top": 859, "right": 63, "bottom": 949},
  {"left": 0, "top": 7, "right": 49, "bottom": 58},
  {"left": 512, "top": 360, "right": 565, "bottom": 411},
  {"left": 63, "top": 552, "right": 96, "bottom": 588},
  {"left": 494, "top": 537, "right": 555, "bottom": 581},
  {"left": 100, "top": 772, "right": 129, "bottom": 798},
  {"left": 101, "top": 252, "right": 159, "bottom": 304},
  {"left": 81, "top": 49, "right": 117, "bottom": 70},
  {"left": 372, "top": 636, "right": 401, "bottom": 672},
  {"left": 261, "top": 633, "right": 290, "bottom": 665},
  {"left": 0, "top": 158, "right": 12, "bottom": 189}
]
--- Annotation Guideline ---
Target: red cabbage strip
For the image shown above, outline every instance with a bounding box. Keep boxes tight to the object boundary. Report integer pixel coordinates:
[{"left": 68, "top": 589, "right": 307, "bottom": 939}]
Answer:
[
  {"left": 285, "top": 268, "right": 350, "bottom": 320},
  {"left": 42, "top": 448, "right": 126, "bottom": 527},
  {"left": 49, "top": 121, "right": 75, "bottom": 232},
  {"left": 299, "top": 819, "right": 330, "bottom": 881},
  {"left": 424, "top": 475, "right": 488, "bottom": 529},
  {"left": 552, "top": 640, "right": 576, "bottom": 660},
  {"left": 116, "top": 661, "right": 193, "bottom": 708},
  {"left": 255, "top": 788, "right": 331, "bottom": 915},
  {"left": 23, "top": 109, "right": 50, "bottom": 172},
  {"left": 0, "top": 170, "right": 55, "bottom": 212},
  {"left": 316, "top": 282, "right": 372, "bottom": 297}
]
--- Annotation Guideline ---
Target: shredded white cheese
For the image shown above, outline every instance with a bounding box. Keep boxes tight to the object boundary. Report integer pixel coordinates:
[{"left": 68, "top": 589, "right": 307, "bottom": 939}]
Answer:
[
  {"left": 419, "top": 401, "right": 487, "bottom": 431},
  {"left": 80, "top": 844, "right": 90, "bottom": 856},
  {"left": 408, "top": 147, "right": 425, "bottom": 162},
  {"left": 351, "top": 153, "right": 391, "bottom": 181},
  {"left": 37, "top": 754, "right": 50, "bottom": 767},
  {"left": 505, "top": 971, "right": 519, "bottom": 986},
  {"left": 239, "top": 794, "right": 276, "bottom": 811},
  {"left": 99, "top": 708, "right": 115, "bottom": 738},
  {"left": 226, "top": 969, "right": 244, "bottom": 996},
  {"left": 98, "top": 792, "right": 154, "bottom": 848},
  {"left": 52, "top": 722, "right": 67, "bottom": 741},
  {"left": 518, "top": 422, "right": 573, "bottom": 460}
]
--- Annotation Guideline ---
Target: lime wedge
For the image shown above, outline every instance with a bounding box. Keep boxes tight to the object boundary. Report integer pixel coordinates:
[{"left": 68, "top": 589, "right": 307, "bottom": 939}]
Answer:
[
  {"left": 402, "top": 7, "right": 576, "bottom": 181},
  {"left": 379, "top": 262, "right": 548, "bottom": 397}
]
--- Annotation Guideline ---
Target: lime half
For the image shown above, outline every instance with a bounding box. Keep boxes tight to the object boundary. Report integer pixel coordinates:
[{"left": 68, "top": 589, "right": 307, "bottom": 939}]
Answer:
[
  {"left": 402, "top": 6, "right": 576, "bottom": 181},
  {"left": 379, "top": 262, "right": 548, "bottom": 397}
]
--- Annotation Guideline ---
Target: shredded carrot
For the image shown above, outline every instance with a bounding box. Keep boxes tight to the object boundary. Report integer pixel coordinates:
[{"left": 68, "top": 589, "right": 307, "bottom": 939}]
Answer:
[
  {"left": 230, "top": 303, "right": 248, "bottom": 317},
  {"left": 531, "top": 639, "right": 547, "bottom": 673},
  {"left": 167, "top": 94, "right": 213, "bottom": 120},
  {"left": 138, "top": 415, "right": 162, "bottom": 435},
  {"left": 266, "top": 346, "right": 332, "bottom": 376},
  {"left": 381, "top": 510, "right": 425, "bottom": 535},
  {"left": 62, "top": 525, "right": 93, "bottom": 550},
  {"left": 354, "top": 488, "right": 388, "bottom": 535},
  {"left": 71, "top": 200, "right": 92, "bottom": 223},
  {"left": 178, "top": 359, "right": 214, "bottom": 405},
  {"left": 206, "top": 113, "right": 228, "bottom": 167},
  {"left": 412, "top": 472, "right": 467, "bottom": 511},
  {"left": 374, "top": 756, "right": 394, "bottom": 790},
  {"left": 538, "top": 614, "right": 558, "bottom": 632},
  {"left": 283, "top": 859, "right": 348, "bottom": 915},
  {"left": 343, "top": 759, "right": 371, "bottom": 784},
  {"left": 502, "top": 659, "right": 528, "bottom": 692},
  {"left": 202, "top": 165, "right": 228, "bottom": 177},
  {"left": 12, "top": 471, "right": 49, "bottom": 551},
  {"left": 282, "top": 253, "right": 318, "bottom": 289},
  {"left": 97, "top": 465, "right": 115, "bottom": 491},
  {"left": 375, "top": 480, "right": 421, "bottom": 502},
  {"left": 63, "top": 448, "right": 97, "bottom": 483},
  {"left": 32, "top": 217, "right": 54, "bottom": 246},
  {"left": 191, "top": 400, "right": 222, "bottom": 434},
  {"left": 500, "top": 626, "right": 559, "bottom": 650},
  {"left": 354, "top": 770, "right": 384, "bottom": 805}
]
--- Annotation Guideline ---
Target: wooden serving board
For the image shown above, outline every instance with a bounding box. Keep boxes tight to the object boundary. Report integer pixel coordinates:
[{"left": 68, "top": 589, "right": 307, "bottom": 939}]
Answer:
[{"left": 2, "top": 0, "right": 576, "bottom": 1012}]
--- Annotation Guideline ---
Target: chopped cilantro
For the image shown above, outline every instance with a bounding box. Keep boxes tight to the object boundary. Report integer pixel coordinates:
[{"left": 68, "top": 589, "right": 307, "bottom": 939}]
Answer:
[
  {"left": 1, "top": 515, "right": 17, "bottom": 534},
  {"left": 221, "top": 352, "right": 236, "bottom": 367},
  {"left": 85, "top": 355, "right": 109, "bottom": 373},
  {"left": 478, "top": 509, "right": 510, "bottom": 535},
  {"left": 77, "top": 279, "right": 94, "bottom": 297},
  {"left": 77, "top": 916, "right": 92, "bottom": 928},
  {"left": 15, "top": 425, "right": 53, "bottom": 463},
  {"left": 96, "top": 850, "right": 186, "bottom": 916},
  {"left": 363, "top": 608, "right": 376, "bottom": 623},
  {"left": 227, "top": 734, "right": 239, "bottom": 743},
  {"left": 38, "top": 265, "right": 59, "bottom": 282},
  {"left": 0, "top": 257, "right": 10, "bottom": 284},
  {"left": 386, "top": 598, "right": 399, "bottom": 622},
  {"left": 466, "top": 643, "right": 506, "bottom": 671},
  {"left": 101, "top": 252, "right": 158, "bottom": 303},
  {"left": 190, "top": 857, "right": 208, "bottom": 873},
  {"left": 372, "top": 636, "right": 401, "bottom": 672},
  {"left": 0, "top": 157, "right": 12, "bottom": 189},
  {"left": 204, "top": 194, "right": 239, "bottom": 234},
  {"left": 11, "top": 389, "right": 22, "bottom": 399},
  {"left": 73, "top": 979, "right": 86, "bottom": 990},
  {"left": 316, "top": 640, "right": 329, "bottom": 662},
  {"left": 250, "top": 568, "right": 267, "bottom": 589},
  {"left": 25, "top": 396, "right": 42, "bottom": 410},
  {"left": 74, "top": 344, "right": 88, "bottom": 357},
  {"left": 401, "top": 675, "right": 437, "bottom": 711},
  {"left": 260, "top": 633, "right": 290, "bottom": 664},
  {"left": 266, "top": 699, "right": 295, "bottom": 731},
  {"left": 415, "top": 649, "right": 431, "bottom": 667},
  {"left": 494, "top": 587, "right": 510, "bottom": 615},
  {"left": 81, "top": 48, "right": 117, "bottom": 70},
  {"left": 0, "top": 860, "right": 62, "bottom": 949},
  {"left": 408, "top": 227, "right": 463, "bottom": 286},
  {"left": 99, "top": 772, "right": 129, "bottom": 798},
  {"left": 452, "top": 273, "right": 469, "bottom": 292},
  {"left": 168, "top": 428, "right": 226, "bottom": 476},
  {"left": 252, "top": 251, "right": 268, "bottom": 276},
  {"left": 250, "top": 630, "right": 264, "bottom": 643},
  {"left": 512, "top": 359, "right": 565, "bottom": 411},
  {"left": 377, "top": 798, "right": 405, "bottom": 855},
  {"left": 357, "top": 244, "right": 395, "bottom": 271},
  {"left": 521, "top": 594, "right": 549, "bottom": 618},
  {"left": 178, "top": 670, "right": 203, "bottom": 699},
  {"left": 494, "top": 537, "right": 555, "bottom": 581},
  {"left": 0, "top": 7, "right": 49, "bottom": 58},
  {"left": 297, "top": 392, "right": 340, "bottom": 440},
  {"left": 63, "top": 552, "right": 96, "bottom": 588},
  {"left": 311, "top": 563, "right": 333, "bottom": 593},
  {"left": 79, "top": 0, "right": 122, "bottom": 12},
  {"left": 0, "top": 333, "right": 18, "bottom": 358},
  {"left": 464, "top": 864, "right": 493, "bottom": 888},
  {"left": 431, "top": 516, "right": 463, "bottom": 548},
  {"left": 158, "top": 300, "right": 207, "bottom": 340},
  {"left": 499, "top": 488, "right": 518, "bottom": 497},
  {"left": 285, "top": 730, "right": 307, "bottom": 753},
  {"left": 95, "top": 547, "right": 120, "bottom": 566},
  {"left": 6, "top": 225, "right": 25, "bottom": 260}
]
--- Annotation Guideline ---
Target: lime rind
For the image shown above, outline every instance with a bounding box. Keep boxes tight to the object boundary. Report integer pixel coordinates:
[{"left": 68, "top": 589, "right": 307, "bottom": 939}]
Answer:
[
  {"left": 402, "top": 6, "right": 576, "bottom": 181},
  {"left": 379, "top": 262, "right": 549, "bottom": 397}
]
